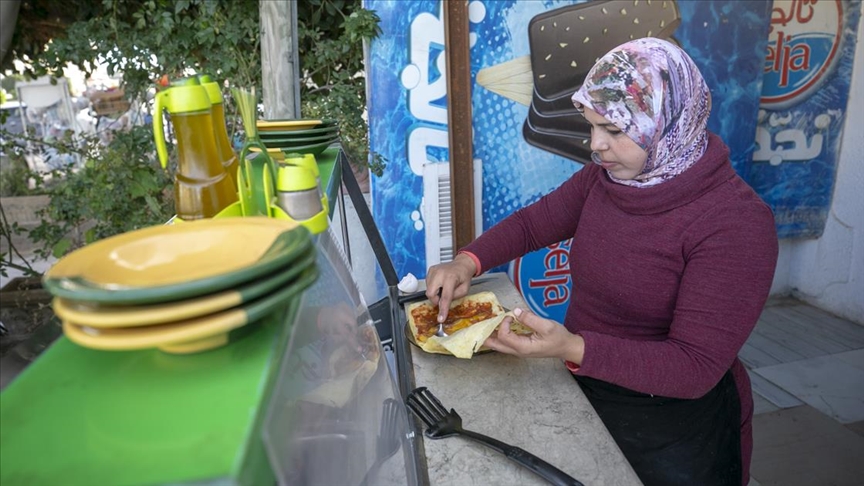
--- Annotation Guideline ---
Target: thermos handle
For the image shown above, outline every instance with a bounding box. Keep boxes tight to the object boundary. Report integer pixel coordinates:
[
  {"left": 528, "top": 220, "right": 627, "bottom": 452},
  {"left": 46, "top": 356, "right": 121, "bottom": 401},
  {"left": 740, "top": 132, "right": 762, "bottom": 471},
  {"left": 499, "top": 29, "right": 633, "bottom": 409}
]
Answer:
[
  {"left": 239, "top": 139, "right": 276, "bottom": 184},
  {"left": 153, "top": 90, "right": 168, "bottom": 169}
]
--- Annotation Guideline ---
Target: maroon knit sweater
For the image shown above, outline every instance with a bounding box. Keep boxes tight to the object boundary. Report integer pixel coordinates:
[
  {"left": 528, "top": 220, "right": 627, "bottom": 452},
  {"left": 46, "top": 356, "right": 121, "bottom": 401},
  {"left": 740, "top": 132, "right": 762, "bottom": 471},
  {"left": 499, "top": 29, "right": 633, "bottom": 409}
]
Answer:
[{"left": 463, "top": 133, "right": 778, "bottom": 480}]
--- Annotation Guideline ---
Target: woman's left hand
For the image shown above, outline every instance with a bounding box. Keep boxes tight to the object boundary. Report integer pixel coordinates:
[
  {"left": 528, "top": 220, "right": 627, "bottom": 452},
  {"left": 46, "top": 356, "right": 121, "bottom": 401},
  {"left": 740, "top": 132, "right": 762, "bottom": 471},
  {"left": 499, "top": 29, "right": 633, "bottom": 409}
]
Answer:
[{"left": 484, "top": 308, "right": 585, "bottom": 363}]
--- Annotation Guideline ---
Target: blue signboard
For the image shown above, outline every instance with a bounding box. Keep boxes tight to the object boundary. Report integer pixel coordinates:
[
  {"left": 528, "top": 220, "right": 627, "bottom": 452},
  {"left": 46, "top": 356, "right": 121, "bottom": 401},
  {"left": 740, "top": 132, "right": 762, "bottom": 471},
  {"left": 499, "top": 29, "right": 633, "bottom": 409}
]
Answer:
[
  {"left": 746, "top": 0, "right": 861, "bottom": 239},
  {"left": 367, "top": 0, "right": 772, "bottom": 321}
]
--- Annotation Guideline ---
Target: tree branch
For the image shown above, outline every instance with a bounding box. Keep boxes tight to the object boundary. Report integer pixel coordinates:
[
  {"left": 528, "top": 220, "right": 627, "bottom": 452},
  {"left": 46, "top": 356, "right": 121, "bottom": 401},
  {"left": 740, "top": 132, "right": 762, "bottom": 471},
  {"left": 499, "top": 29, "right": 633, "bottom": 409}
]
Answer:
[{"left": 0, "top": 203, "right": 38, "bottom": 277}]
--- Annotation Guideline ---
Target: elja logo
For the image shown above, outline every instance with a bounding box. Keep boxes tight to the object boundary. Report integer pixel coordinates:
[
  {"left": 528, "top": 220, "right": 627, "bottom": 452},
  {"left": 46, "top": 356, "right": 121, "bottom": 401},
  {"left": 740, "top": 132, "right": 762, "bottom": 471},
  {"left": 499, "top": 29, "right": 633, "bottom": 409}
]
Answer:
[
  {"left": 509, "top": 239, "right": 572, "bottom": 323},
  {"left": 761, "top": 0, "right": 844, "bottom": 109}
]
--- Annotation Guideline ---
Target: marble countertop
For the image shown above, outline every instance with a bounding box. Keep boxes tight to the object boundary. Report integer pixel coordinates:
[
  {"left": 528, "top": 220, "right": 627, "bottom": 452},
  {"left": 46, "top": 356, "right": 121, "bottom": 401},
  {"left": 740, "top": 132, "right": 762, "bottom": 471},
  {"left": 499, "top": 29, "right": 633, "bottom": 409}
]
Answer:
[{"left": 408, "top": 273, "right": 642, "bottom": 486}]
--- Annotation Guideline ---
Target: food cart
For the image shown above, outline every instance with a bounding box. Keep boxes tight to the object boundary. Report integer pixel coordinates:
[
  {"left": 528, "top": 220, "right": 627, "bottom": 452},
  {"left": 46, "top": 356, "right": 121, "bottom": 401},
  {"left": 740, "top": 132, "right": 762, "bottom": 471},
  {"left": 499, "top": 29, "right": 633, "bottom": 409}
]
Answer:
[{"left": 0, "top": 146, "right": 641, "bottom": 485}]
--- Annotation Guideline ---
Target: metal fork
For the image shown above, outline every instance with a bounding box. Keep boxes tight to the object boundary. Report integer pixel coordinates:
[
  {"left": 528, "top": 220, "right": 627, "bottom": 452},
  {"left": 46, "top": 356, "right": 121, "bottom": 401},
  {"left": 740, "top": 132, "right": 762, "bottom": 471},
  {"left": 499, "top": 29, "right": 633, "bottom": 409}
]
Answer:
[
  {"left": 406, "top": 387, "right": 584, "bottom": 486},
  {"left": 432, "top": 288, "right": 448, "bottom": 337}
]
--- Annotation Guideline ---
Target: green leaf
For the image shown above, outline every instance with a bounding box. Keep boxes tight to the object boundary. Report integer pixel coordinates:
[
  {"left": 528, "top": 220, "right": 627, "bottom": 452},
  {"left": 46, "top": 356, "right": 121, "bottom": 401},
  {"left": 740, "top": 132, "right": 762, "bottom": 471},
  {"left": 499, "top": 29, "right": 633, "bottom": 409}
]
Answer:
[
  {"left": 144, "top": 194, "right": 161, "bottom": 214},
  {"left": 175, "top": 0, "right": 190, "bottom": 14},
  {"left": 129, "top": 182, "right": 147, "bottom": 198},
  {"left": 52, "top": 238, "right": 72, "bottom": 258}
]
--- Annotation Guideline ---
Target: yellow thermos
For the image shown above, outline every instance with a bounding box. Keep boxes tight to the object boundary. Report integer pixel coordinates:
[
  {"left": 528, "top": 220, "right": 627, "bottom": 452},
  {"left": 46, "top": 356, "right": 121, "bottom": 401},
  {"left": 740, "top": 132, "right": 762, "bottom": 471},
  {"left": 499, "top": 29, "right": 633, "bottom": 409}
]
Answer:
[
  {"left": 153, "top": 77, "right": 238, "bottom": 221},
  {"left": 199, "top": 75, "right": 240, "bottom": 190},
  {"left": 275, "top": 162, "right": 329, "bottom": 234},
  {"left": 284, "top": 153, "right": 328, "bottom": 216}
]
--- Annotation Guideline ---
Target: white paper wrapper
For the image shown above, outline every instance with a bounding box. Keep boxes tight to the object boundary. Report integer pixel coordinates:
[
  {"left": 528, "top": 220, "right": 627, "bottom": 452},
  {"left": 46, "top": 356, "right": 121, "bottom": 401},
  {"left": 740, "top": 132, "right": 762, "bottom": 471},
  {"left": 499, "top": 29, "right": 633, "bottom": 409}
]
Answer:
[{"left": 398, "top": 273, "right": 419, "bottom": 293}]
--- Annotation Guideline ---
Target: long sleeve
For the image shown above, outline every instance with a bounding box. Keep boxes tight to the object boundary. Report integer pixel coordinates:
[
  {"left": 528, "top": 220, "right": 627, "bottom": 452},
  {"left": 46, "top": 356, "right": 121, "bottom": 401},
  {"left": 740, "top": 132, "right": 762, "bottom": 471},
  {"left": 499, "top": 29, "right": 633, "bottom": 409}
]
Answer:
[
  {"left": 462, "top": 166, "right": 596, "bottom": 273},
  {"left": 577, "top": 197, "right": 778, "bottom": 398}
]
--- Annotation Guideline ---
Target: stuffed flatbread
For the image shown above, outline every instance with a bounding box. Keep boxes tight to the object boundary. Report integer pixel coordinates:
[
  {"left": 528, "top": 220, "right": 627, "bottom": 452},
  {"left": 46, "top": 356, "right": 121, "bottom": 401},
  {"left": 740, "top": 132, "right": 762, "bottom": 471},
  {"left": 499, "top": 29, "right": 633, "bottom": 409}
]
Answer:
[{"left": 406, "top": 291, "right": 532, "bottom": 358}]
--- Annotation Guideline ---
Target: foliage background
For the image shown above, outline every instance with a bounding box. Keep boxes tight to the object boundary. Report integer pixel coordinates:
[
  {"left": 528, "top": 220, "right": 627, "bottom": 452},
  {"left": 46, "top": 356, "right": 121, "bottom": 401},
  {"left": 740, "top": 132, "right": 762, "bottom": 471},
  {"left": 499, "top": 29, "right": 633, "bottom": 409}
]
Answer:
[
  {"left": 0, "top": 0, "right": 381, "bottom": 276},
  {"left": 3, "top": 0, "right": 381, "bottom": 169}
]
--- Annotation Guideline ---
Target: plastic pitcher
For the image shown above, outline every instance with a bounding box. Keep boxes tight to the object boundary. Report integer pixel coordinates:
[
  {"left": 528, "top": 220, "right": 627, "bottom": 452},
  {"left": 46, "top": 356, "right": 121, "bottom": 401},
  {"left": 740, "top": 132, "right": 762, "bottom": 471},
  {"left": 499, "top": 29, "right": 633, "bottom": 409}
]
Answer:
[
  {"left": 153, "top": 77, "right": 238, "bottom": 221},
  {"left": 199, "top": 75, "right": 240, "bottom": 190}
]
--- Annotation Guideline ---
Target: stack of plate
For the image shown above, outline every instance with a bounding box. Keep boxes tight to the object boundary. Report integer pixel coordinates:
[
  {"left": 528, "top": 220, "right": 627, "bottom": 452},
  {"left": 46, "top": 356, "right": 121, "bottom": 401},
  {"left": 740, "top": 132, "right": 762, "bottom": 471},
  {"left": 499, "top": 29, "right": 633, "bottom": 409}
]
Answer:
[
  {"left": 257, "top": 119, "right": 340, "bottom": 158},
  {"left": 43, "top": 217, "right": 318, "bottom": 354}
]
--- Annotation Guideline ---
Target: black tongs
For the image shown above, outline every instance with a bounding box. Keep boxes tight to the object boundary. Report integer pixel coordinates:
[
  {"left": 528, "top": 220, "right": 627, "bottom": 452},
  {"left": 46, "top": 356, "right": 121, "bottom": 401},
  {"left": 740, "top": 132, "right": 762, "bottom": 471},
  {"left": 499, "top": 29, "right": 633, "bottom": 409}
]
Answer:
[{"left": 406, "top": 387, "right": 585, "bottom": 486}]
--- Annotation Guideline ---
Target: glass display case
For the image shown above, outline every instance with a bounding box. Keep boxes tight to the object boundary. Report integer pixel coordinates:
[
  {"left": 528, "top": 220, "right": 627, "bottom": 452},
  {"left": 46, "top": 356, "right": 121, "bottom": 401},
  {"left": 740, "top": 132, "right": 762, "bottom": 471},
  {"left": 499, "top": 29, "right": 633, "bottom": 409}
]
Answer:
[{"left": 262, "top": 152, "right": 423, "bottom": 485}]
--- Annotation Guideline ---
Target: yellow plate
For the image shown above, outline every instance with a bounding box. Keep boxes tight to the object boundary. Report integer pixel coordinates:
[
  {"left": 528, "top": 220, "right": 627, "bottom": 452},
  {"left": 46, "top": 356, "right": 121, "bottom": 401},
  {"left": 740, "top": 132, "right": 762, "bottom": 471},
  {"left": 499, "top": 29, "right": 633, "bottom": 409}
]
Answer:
[
  {"left": 52, "top": 247, "right": 316, "bottom": 329},
  {"left": 62, "top": 303, "right": 253, "bottom": 353},
  {"left": 44, "top": 217, "right": 310, "bottom": 305},
  {"left": 249, "top": 147, "right": 283, "bottom": 153},
  {"left": 249, "top": 147, "right": 286, "bottom": 158},
  {"left": 256, "top": 119, "right": 324, "bottom": 131},
  {"left": 63, "top": 265, "right": 319, "bottom": 354}
]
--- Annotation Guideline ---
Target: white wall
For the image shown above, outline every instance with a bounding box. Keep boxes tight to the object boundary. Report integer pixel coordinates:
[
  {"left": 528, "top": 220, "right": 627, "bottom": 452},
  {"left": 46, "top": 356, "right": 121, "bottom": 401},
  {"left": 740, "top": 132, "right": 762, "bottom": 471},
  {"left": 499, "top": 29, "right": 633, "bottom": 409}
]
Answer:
[{"left": 770, "top": 10, "right": 864, "bottom": 325}]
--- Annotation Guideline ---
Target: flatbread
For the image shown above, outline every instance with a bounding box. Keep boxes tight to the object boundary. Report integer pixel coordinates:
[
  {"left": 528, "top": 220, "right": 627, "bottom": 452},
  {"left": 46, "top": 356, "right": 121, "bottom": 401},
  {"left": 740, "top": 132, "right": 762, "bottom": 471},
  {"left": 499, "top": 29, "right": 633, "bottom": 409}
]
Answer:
[
  {"left": 328, "top": 325, "right": 380, "bottom": 375},
  {"left": 407, "top": 291, "right": 502, "bottom": 344},
  {"left": 302, "top": 325, "right": 381, "bottom": 408},
  {"left": 407, "top": 292, "right": 533, "bottom": 359},
  {"left": 437, "top": 312, "right": 507, "bottom": 358}
]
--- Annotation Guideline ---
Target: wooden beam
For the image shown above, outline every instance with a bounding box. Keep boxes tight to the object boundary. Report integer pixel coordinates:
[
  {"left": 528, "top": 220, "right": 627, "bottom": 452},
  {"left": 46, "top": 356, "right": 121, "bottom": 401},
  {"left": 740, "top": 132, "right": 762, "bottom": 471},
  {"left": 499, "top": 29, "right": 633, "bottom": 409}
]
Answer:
[
  {"left": 260, "top": 0, "right": 300, "bottom": 119},
  {"left": 443, "top": 0, "right": 475, "bottom": 253}
]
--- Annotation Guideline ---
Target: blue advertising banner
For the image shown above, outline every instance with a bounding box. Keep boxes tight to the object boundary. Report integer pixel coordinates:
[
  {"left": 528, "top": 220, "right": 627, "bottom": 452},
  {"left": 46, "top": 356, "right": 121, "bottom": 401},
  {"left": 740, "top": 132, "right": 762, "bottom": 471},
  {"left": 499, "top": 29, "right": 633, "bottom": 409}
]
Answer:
[
  {"left": 746, "top": 0, "right": 861, "bottom": 239},
  {"left": 367, "top": 0, "right": 772, "bottom": 321}
]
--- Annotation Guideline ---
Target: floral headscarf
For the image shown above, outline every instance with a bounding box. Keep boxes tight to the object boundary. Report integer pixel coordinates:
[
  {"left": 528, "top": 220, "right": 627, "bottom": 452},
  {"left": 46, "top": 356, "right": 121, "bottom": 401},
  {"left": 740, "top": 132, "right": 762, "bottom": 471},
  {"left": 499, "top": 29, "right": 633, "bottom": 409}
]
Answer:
[{"left": 571, "top": 38, "right": 711, "bottom": 188}]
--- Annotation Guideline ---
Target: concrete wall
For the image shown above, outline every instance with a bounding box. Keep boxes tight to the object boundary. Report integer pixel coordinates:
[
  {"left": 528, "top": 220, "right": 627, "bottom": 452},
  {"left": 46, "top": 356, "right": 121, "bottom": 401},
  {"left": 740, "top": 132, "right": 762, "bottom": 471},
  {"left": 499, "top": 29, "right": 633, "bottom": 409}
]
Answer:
[
  {"left": 0, "top": 195, "right": 49, "bottom": 226},
  {"left": 0, "top": 195, "right": 48, "bottom": 254},
  {"left": 770, "top": 14, "right": 864, "bottom": 325}
]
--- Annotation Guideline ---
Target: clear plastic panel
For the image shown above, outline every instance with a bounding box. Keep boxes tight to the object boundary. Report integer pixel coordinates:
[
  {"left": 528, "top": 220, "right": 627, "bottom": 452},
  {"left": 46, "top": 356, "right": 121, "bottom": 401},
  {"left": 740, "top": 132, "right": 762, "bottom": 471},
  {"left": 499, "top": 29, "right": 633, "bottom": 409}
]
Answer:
[
  {"left": 263, "top": 229, "right": 413, "bottom": 486},
  {"left": 326, "top": 190, "right": 391, "bottom": 308}
]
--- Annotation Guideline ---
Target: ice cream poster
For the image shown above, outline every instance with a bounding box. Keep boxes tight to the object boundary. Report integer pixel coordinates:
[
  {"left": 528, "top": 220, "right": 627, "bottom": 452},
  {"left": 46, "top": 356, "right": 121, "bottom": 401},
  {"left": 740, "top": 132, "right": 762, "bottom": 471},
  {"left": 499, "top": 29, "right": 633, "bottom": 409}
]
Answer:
[
  {"left": 366, "top": 0, "right": 772, "bottom": 321},
  {"left": 745, "top": 0, "right": 861, "bottom": 239}
]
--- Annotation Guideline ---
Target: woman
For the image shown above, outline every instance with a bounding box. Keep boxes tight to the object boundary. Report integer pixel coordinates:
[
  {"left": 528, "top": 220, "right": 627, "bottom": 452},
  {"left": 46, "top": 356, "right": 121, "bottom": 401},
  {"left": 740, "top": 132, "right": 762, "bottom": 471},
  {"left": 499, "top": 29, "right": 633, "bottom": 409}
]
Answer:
[{"left": 424, "top": 38, "right": 778, "bottom": 486}]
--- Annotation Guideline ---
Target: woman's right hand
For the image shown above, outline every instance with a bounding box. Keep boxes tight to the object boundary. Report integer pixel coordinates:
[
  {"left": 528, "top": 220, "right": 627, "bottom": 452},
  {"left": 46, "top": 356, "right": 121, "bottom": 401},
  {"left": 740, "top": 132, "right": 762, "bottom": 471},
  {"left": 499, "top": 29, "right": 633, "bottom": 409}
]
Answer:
[{"left": 425, "top": 252, "right": 478, "bottom": 323}]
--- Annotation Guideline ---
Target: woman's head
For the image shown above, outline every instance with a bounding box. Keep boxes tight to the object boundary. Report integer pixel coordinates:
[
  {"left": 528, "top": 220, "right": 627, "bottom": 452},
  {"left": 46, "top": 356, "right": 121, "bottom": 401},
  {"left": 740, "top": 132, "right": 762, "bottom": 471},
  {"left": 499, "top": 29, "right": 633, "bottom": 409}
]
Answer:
[{"left": 571, "top": 38, "right": 711, "bottom": 187}]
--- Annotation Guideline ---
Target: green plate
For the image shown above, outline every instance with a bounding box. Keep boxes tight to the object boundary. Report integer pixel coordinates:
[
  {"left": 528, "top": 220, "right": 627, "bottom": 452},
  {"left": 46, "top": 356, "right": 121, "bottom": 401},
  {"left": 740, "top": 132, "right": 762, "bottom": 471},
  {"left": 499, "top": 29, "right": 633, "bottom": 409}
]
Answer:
[
  {"left": 263, "top": 138, "right": 340, "bottom": 152},
  {"left": 43, "top": 218, "right": 312, "bottom": 305},
  {"left": 261, "top": 132, "right": 339, "bottom": 145},
  {"left": 275, "top": 140, "right": 338, "bottom": 157},
  {"left": 259, "top": 125, "right": 339, "bottom": 139},
  {"left": 63, "top": 264, "right": 319, "bottom": 354},
  {"left": 53, "top": 246, "right": 317, "bottom": 329}
]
